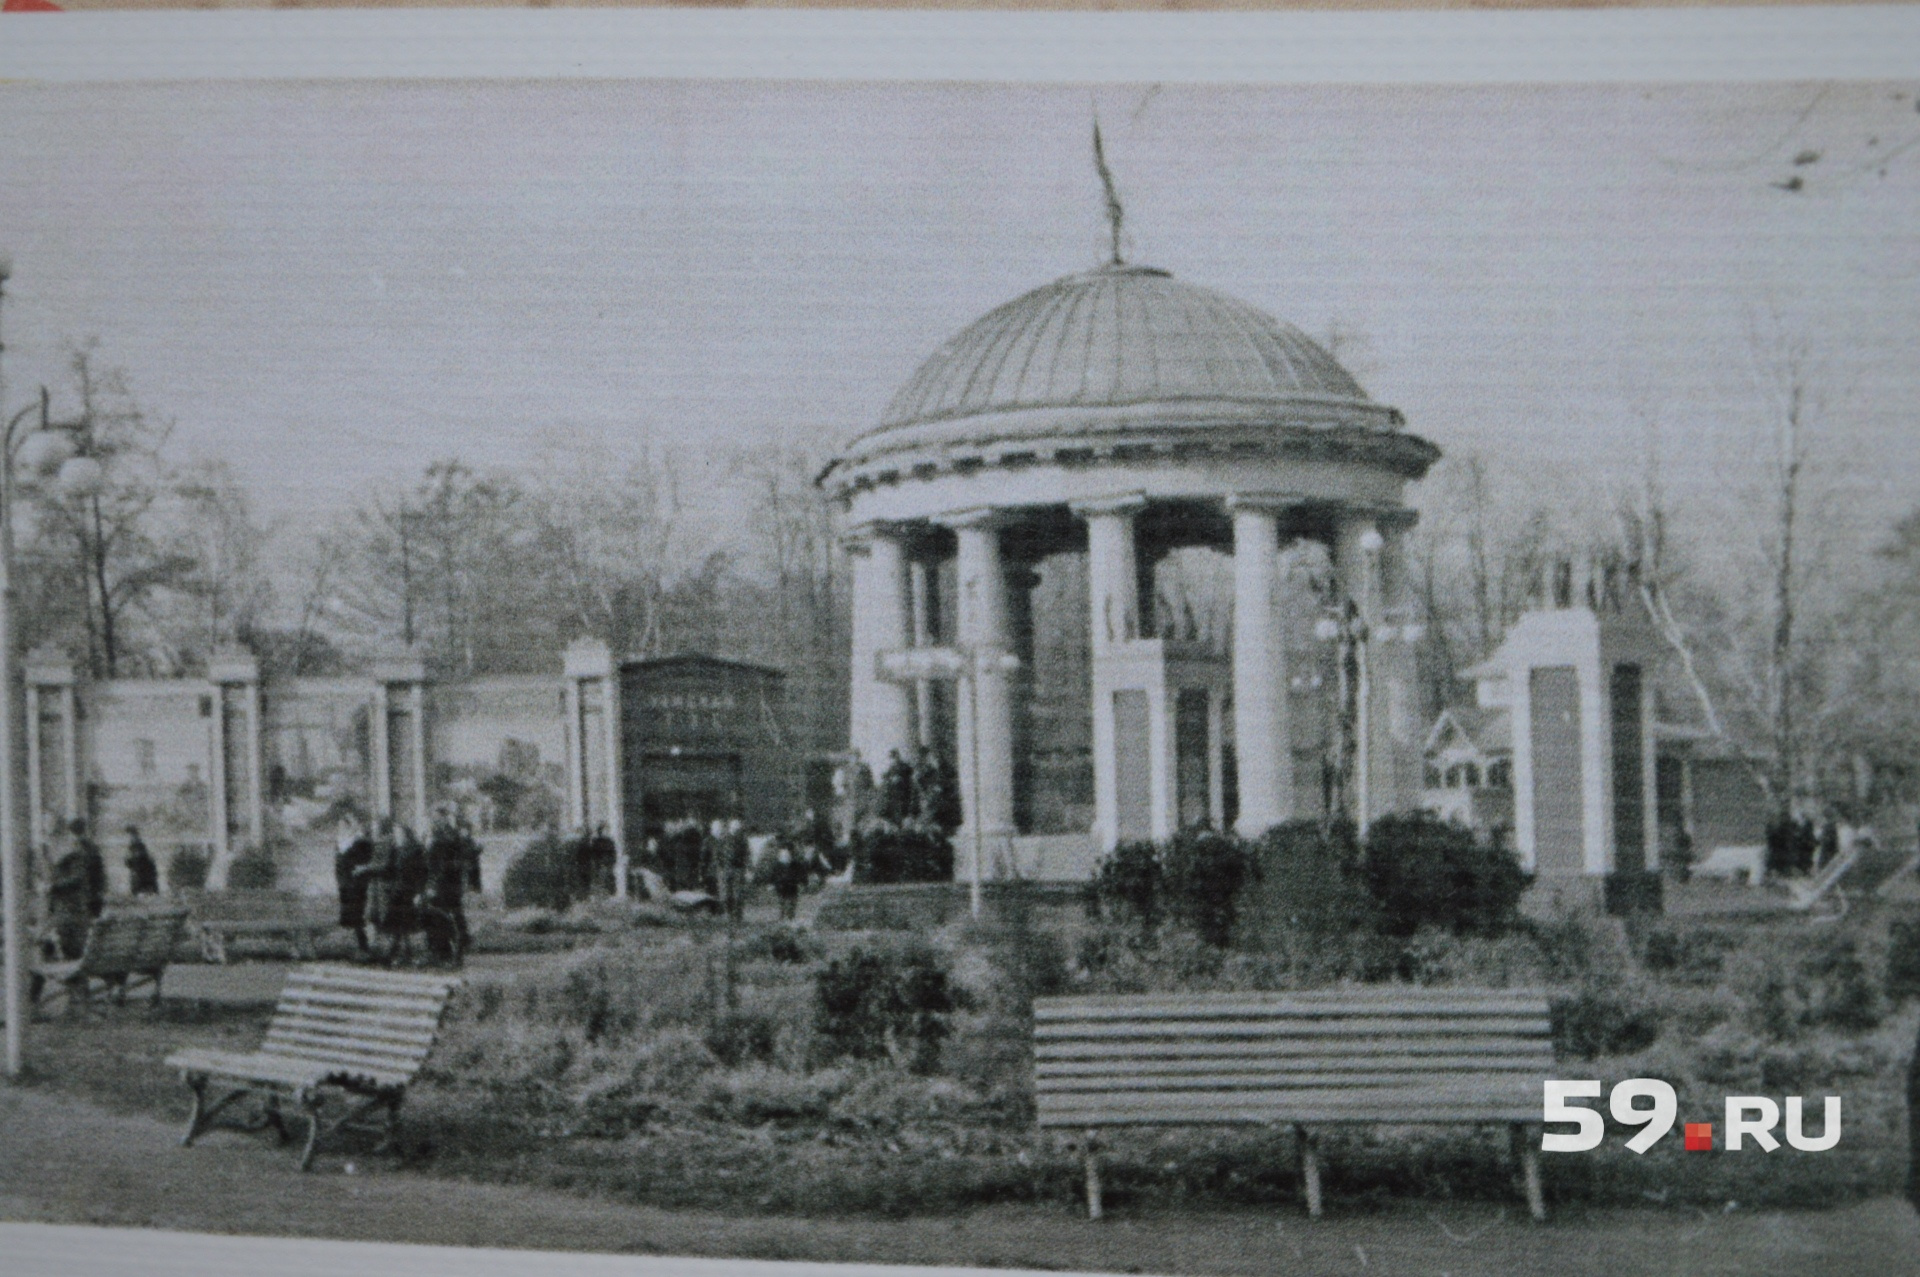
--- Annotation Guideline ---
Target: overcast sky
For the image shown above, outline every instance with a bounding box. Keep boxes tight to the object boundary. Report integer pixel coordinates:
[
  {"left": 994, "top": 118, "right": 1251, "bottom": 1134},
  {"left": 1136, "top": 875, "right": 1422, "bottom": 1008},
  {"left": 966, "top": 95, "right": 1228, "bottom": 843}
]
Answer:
[{"left": 0, "top": 79, "right": 1915, "bottom": 579}]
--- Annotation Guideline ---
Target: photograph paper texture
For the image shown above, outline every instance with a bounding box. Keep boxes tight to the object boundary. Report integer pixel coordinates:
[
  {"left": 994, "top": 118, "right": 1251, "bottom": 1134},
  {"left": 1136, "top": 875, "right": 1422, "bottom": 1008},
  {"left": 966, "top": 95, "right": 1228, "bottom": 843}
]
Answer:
[{"left": 0, "top": 9, "right": 1917, "bottom": 1277}]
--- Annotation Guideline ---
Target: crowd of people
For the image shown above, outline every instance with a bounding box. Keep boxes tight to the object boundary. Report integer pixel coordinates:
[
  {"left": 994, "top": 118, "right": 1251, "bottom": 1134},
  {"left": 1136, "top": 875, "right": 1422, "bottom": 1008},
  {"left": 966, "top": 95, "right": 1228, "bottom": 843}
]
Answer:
[
  {"left": 333, "top": 810, "right": 482, "bottom": 967},
  {"left": 871, "top": 745, "right": 962, "bottom": 833}
]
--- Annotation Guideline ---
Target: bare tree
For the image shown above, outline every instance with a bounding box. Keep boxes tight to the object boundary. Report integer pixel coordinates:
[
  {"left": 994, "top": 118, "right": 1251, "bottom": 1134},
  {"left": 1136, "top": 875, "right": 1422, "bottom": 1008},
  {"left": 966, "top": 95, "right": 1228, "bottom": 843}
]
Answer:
[
  {"left": 25, "top": 343, "right": 194, "bottom": 678},
  {"left": 169, "top": 458, "right": 274, "bottom": 665}
]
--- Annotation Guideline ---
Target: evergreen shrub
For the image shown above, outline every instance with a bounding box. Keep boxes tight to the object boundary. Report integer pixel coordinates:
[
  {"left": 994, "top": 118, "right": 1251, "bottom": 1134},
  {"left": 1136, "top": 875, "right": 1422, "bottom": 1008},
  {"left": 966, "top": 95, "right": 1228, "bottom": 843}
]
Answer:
[{"left": 1361, "top": 811, "right": 1528, "bottom": 937}]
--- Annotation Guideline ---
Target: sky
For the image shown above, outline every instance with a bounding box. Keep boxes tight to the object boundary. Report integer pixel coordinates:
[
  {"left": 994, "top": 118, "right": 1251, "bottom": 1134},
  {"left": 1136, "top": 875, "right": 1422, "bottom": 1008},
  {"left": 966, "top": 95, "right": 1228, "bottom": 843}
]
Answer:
[{"left": 0, "top": 79, "right": 1915, "bottom": 587}]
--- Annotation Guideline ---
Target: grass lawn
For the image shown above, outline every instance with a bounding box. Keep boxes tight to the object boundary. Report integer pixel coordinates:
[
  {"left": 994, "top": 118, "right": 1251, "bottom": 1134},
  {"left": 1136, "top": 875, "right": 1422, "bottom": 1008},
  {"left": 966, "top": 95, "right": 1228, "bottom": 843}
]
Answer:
[{"left": 4, "top": 1081, "right": 1919, "bottom": 1277}]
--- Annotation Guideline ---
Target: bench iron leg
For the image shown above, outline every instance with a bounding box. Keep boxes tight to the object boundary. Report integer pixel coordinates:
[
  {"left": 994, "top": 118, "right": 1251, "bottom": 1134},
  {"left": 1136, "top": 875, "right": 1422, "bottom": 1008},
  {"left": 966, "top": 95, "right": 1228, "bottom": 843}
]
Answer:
[
  {"left": 180, "top": 1076, "right": 251, "bottom": 1147},
  {"left": 298, "top": 1095, "right": 326, "bottom": 1172},
  {"left": 1081, "top": 1130, "right": 1103, "bottom": 1220},
  {"left": 1295, "top": 1125, "right": 1323, "bottom": 1219},
  {"left": 1512, "top": 1122, "right": 1545, "bottom": 1222}
]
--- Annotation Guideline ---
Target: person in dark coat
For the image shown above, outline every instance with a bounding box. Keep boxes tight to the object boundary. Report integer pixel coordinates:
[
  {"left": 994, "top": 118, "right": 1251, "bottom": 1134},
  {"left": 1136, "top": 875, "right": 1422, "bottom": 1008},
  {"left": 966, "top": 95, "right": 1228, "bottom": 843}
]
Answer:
[
  {"left": 333, "top": 819, "right": 374, "bottom": 956},
  {"left": 361, "top": 818, "right": 406, "bottom": 964},
  {"left": 422, "top": 813, "right": 468, "bottom": 966},
  {"left": 699, "top": 820, "right": 727, "bottom": 900},
  {"left": 47, "top": 819, "right": 107, "bottom": 960},
  {"left": 569, "top": 824, "right": 597, "bottom": 903},
  {"left": 722, "top": 818, "right": 751, "bottom": 923},
  {"left": 124, "top": 826, "right": 160, "bottom": 897},
  {"left": 880, "top": 750, "right": 915, "bottom": 826},
  {"left": 387, "top": 824, "right": 427, "bottom": 964},
  {"left": 767, "top": 835, "right": 807, "bottom": 922},
  {"left": 586, "top": 823, "right": 618, "bottom": 898}
]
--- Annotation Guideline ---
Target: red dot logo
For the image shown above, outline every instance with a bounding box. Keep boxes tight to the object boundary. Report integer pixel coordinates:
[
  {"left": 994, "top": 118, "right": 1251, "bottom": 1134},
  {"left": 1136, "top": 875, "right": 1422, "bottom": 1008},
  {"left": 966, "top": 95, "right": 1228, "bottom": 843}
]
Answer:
[{"left": 1684, "top": 1123, "right": 1714, "bottom": 1151}]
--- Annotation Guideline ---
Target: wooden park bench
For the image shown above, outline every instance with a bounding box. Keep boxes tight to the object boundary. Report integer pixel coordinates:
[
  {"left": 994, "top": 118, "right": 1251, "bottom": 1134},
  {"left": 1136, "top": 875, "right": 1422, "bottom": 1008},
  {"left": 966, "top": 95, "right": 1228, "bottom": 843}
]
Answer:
[
  {"left": 32, "top": 905, "right": 192, "bottom": 1013},
  {"left": 186, "top": 890, "right": 333, "bottom": 964},
  {"left": 1032, "top": 988, "right": 1555, "bottom": 1221},
  {"left": 166, "top": 964, "right": 462, "bottom": 1171}
]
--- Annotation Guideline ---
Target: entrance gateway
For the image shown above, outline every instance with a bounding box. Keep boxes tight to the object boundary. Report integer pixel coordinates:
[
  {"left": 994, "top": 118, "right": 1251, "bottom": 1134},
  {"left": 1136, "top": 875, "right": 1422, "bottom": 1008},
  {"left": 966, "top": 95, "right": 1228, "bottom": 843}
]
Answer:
[{"left": 820, "top": 261, "right": 1441, "bottom": 881}]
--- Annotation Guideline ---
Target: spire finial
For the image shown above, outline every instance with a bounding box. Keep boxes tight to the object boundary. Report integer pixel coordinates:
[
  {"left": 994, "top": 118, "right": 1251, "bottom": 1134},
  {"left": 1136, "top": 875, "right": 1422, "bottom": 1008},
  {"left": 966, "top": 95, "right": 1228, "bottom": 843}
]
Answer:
[{"left": 1092, "top": 115, "right": 1125, "bottom": 266}]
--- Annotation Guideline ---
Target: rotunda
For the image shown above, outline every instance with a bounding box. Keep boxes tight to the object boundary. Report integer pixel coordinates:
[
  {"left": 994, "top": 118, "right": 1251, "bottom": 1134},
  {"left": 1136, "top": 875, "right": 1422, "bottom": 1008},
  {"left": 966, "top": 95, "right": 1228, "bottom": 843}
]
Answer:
[{"left": 820, "top": 262, "right": 1440, "bottom": 879}]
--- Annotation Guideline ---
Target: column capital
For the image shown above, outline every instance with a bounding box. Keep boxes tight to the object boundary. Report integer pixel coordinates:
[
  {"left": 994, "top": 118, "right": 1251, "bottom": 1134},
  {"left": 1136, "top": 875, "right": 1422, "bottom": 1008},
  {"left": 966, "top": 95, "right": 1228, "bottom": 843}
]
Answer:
[
  {"left": 840, "top": 519, "right": 913, "bottom": 552},
  {"left": 1225, "top": 491, "right": 1303, "bottom": 516},
  {"left": 1070, "top": 491, "right": 1148, "bottom": 520},
  {"left": 933, "top": 506, "right": 1016, "bottom": 533},
  {"left": 563, "top": 636, "right": 615, "bottom": 680},
  {"left": 370, "top": 656, "right": 428, "bottom": 686},
  {"left": 1327, "top": 501, "right": 1417, "bottom": 533},
  {"left": 208, "top": 647, "right": 260, "bottom": 686},
  {"left": 24, "top": 645, "right": 75, "bottom": 688}
]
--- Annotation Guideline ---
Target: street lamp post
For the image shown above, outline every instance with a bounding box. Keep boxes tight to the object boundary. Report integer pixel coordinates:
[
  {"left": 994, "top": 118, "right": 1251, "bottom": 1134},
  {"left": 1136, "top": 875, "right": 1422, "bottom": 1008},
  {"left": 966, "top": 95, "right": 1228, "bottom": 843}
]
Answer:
[
  {"left": 1, "top": 259, "right": 104, "bottom": 1080},
  {"left": 0, "top": 254, "right": 20, "bottom": 1079},
  {"left": 875, "top": 643, "right": 1019, "bottom": 919},
  {"left": 1314, "top": 599, "right": 1423, "bottom": 838}
]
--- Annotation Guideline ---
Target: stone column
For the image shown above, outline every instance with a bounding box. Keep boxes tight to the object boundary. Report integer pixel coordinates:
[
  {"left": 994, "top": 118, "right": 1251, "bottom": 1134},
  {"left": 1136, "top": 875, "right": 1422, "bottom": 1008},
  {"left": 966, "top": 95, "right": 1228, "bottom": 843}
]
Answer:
[
  {"left": 846, "top": 522, "right": 916, "bottom": 781},
  {"left": 369, "top": 656, "right": 427, "bottom": 831},
  {"left": 409, "top": 682, "right": 429, "bottom": 834},
  {"left": 1230, "top": 498, "right": 1292, "bottom": 836},
  {"left": 207, "top": 687, "right": 229, "bottom": 885},
  {"left": 945, "top": 509, "right": 1017, "bottom": 853},
  {"left": 60, "top": 684, "right": 79, "bottom": 826},
  {"left": 369, "top": 681, "right": 392, "bottom": 821},
  {"left": 1334, "top": 515, "right": 1386, "bottom": 827},
  {"left": 603, "top": 666, "right": 626, "bottom": 893},
  {"left": 23, "top": 648, "right": 75, "bottom": 861},
  {"left": 1080, "top": 494, "right": 1145, "bottom": 650},
  {"left": 1074, "top": 494, "right": 1145, "bottom": 851},
  {"left": 244, "top": 680, "right": 265, "bottom": 845},
  {"left": 563, "top": 638, "right": 627, "bottom": 896},
  {"left": 560, "top": 677, "right": 584, "bottom": 830},
  {"left": 910, "top": 559, "right": 936, "bottom": 748},
  {"left": 207, "top": 650, "right": 262, "bottom": 888}
]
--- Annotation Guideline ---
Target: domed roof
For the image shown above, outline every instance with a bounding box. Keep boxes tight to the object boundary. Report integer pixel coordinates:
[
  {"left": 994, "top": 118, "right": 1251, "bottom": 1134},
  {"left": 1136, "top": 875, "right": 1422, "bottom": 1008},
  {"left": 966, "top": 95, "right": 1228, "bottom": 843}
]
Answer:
[{"left": 880, "top": 264, "right": 1368, "bottom": 430}]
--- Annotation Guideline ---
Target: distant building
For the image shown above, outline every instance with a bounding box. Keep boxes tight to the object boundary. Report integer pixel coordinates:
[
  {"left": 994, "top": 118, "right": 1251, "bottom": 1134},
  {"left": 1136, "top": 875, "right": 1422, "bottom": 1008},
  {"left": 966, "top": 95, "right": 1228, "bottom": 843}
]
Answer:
[{"left": 1420, "top": 705, "right": 1513, "bottom": 840}]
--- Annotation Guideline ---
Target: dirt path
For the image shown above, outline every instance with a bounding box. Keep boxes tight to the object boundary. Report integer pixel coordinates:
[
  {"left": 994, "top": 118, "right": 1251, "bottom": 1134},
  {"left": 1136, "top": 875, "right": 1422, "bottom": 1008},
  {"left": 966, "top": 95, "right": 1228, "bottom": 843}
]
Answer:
[{"left": 3, "top": 1087, "right": 1917, "bottom": 1277}]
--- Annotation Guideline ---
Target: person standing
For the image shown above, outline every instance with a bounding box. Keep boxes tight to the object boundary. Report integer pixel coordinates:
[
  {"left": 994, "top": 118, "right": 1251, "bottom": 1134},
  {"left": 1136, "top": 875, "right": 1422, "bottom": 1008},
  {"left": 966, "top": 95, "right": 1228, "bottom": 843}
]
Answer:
[
  {"left": 587, "top": 823, "right": 618, "bottom": 898},
  {"left": 722, "top": 818, "right": 751, "bottom": 924},
  {"left": 361, "top": 818, "right": 401, "bottom": 964},
  {"left": 388, "top": 824, "right": 427, "bottom": 964},
  {"left": 569, "top": 824, "right": 597, "bottom": 904},
  {"left": 456, "top": 815, "right": 482, "bottom": 950},
  {"left": 333, "top": 819, "right": 374, "bottom": 957},
  {"left": 423, "top": 812, "right": 468, "bottom": 966},
  {"left": 880, "top": 750, "right": 915, "bottom": 826},
  {"left": 124, "top": 826, "right": 160, "bottom": 897},
  {"left": 47, "top": 819, "right": 107, "bottom": 960}
]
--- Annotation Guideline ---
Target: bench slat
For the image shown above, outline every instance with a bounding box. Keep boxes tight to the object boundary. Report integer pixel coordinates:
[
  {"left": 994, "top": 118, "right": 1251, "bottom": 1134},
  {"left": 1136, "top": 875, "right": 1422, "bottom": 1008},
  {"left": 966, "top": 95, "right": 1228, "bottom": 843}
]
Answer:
[
  {"left": 1036, "top": 997, "right": 1546, "bottom": 1022},
  {"left": 261, "top": 1038, "right": 435, "bottom": 1068},
  {"left": 1036, "top": 1017, "right": 1550, "bottom": 1041},
  {"left": 263, "top": 1023, "right": 438, "bottom": 1053},
  {"left": 265, "top": 1014, "right": 441, "bottom": 1045},
  {"left": 277, "top": 986, "right": 458, "bottom": 1013},
  {"left": 1039, "top": 1069, "right": 1548, "bottom": 1091},
  {"left": 259, "top": 1044, "right": 428, "bottom": 1067},
  {"left": 273, "top": 994, "right": 452, "bottom": 1028},
  {"left": 1037, "top": 1056, "right": 1552, "bottom": 1079},
  {"left": 290, "top": 967, "right": 463, "bottom": 994},
  {"left": 1036, "top": 1037, "right": 1551, "bottom": 1062},
  {"left": 1038, "top": 1105, "right": 1543, "bottom": 1127}
]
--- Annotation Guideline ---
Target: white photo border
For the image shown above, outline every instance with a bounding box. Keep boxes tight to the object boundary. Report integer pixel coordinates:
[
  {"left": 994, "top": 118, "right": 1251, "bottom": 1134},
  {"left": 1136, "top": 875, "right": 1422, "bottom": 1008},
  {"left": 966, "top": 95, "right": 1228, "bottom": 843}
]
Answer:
[{"left": 2, "top": 5, "right": 1917, "bottom": 1276}]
